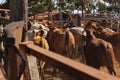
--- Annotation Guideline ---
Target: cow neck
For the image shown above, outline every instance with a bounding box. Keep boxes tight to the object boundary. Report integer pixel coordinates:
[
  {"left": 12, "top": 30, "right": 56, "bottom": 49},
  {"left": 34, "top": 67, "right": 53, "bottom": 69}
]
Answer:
[{"left": 86, "top": 33, "right": 97, "bottom": 45}]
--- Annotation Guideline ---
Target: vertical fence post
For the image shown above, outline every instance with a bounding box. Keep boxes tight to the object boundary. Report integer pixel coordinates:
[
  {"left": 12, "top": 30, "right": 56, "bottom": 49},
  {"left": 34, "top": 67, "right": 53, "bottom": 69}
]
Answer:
[
  {"left": 19, "top": 42, "right": 32, "bottom": 80},
  {"left": 7, "top": 46, "right": 17, "bottom": 80}
]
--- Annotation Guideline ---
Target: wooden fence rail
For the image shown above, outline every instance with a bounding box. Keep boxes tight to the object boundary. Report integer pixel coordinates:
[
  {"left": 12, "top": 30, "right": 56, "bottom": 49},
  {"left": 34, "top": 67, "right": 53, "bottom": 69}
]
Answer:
[{"left": 19, "top": 41, "right": 120, "bottom": 80}]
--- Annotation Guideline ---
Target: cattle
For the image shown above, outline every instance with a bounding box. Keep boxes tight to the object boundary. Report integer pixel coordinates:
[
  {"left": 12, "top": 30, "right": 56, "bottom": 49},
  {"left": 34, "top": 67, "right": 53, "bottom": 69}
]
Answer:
[
  {"left": 63, "top": 21, "right": 86, "bottom": 63},
  {"left": 26, "top": 20, "right": 50, "bottom": 79},
  {"left": 45, "top": 25, "right": 76, "bottom": 74},
  {"left": 83, "top": 29, "right": 116, "bottom": 75},
  {"left": 47, "top": 24, "right": 75, "bottom": 59},
  {"left": 33, "top": 30, "right": 49, "bottom": 79},
  {"left": 33, "top": 30, "right": 49, "bottom": 50},
  {"left": 101, "top": 27, "right": 115, "bottom": 33},
  {"left": 85, "top": 21, "right": 120, "bottom": 65},
  {"left": 63, "top": 21, "right": 77, "bottom": 28},
  {"left": 69, "top": 27, "right": 86, "bottom": 63},
  {"left": 26, "top": 20, "right": 49, "bottom": 41},
  {"left": 95, "top": 30, "right": 120, "bottom": 66}
]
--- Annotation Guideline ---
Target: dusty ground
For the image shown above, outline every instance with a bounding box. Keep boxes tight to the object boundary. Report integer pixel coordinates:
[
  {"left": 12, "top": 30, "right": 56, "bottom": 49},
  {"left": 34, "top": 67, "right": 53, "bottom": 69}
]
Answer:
[
  {"left": 23, "top": 53, "right": 120, "bottom": 80},
  {"left": 0, "top": 60, "right": 119, "bottom": 80},
  {"left": 100, "top": 61, "right": 120, "bottom": 78},
  {"left": 43, "top": 60, "right": 120, "bottom": 80}
]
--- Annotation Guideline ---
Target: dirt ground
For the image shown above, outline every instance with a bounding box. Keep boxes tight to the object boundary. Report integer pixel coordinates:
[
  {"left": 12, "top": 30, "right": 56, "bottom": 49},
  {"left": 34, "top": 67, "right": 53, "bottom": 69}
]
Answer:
[
  {"left": 1, "top": 59, "right": 119, "bottom": 80},
  {"left": 43, "top": 60, "right": 120, "bottom": 80},
  {"left": 100, "top": 61, "right": 120, "bottom": 78}
]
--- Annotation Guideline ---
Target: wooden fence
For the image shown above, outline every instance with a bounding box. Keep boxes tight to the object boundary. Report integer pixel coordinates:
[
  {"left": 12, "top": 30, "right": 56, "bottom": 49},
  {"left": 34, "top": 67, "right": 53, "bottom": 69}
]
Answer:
[{"left": 19, "top": 41, "right": 120, "bottom": 80}]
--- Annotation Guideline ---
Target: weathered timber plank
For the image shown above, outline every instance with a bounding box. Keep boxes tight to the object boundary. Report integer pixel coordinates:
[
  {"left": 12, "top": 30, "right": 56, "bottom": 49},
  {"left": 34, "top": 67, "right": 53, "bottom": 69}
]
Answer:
[{"left": 27, "top": 55, "right": 40, "bottom": 80}]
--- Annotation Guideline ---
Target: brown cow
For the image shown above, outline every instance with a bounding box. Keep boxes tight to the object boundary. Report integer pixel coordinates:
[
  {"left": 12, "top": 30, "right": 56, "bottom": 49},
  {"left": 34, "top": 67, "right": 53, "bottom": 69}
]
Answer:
[
  {"left": 33, "top": 30, "right": 49, "bottom": 49},
  {"left": 47, "top": 25, "right": 75, "bottom": 59},
  {"left": 83, "top": 29, "right": 116, "bottom": 75},
  {"left": 85, "top": 21, "right": 120, "bottom": 65},
  {"left": 95, "top": 30, "right": 120, "bottom": 66},
  {"left": 46, "top": 25, "right": 76, "bottom": 74},
  {"left": 69, "top": 27, "right": 86, "bottom": 63},
  {"left": 63, "top": 22, "right": 86, "bottom": 63},
  {"left": 33, "top": 30, "right": 49, "bottom": 79}
]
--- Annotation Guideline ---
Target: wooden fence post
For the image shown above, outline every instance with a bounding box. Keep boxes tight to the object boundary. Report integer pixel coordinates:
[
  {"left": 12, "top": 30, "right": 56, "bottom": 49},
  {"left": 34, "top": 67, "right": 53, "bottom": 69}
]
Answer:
[
  {"left": 7, "top": 46, "right": 17, "bottom": 80},
  {"left": 19, "top": 41, "right": 31, "bottom": 80}
]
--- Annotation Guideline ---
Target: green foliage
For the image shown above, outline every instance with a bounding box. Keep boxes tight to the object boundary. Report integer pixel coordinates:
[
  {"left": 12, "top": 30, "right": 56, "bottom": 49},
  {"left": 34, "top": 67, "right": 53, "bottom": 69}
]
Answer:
[
  {"left": 0, "top": 0, "right": 9, "bottom": 9},
  {"left": 107, "top": 5, "right": 120, "bottom": 13},
  {"left": 28, "top": 0, "right": 55, "bottom": 14},
  {"left": 96, "top": 0, "right": 107, "bottom": 12},
  {"left": 56, "top": 0, "right": 66, "bottom": 10},
  {"left": 0, "top": 0, "right": 119, "bottom": 14}
]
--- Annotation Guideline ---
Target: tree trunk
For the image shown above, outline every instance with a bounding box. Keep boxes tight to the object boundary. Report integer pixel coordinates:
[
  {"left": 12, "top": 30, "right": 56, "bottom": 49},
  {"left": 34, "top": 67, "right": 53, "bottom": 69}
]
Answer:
[{"left": 9, "top": 0, "right": 28, "bottom": 22}]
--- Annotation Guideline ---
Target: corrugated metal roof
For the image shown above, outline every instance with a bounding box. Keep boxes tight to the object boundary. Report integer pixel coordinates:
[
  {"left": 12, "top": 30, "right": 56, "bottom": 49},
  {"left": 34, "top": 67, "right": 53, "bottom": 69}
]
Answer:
[{"left": 29, "top": 10, "right": 60, "bottom": 19}]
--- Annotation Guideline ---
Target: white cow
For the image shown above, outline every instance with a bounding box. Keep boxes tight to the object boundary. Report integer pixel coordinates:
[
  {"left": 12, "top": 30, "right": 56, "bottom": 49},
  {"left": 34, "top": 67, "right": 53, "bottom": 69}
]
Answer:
[{"left": 26, "top": 22, "right": 49, "bottom": 41}]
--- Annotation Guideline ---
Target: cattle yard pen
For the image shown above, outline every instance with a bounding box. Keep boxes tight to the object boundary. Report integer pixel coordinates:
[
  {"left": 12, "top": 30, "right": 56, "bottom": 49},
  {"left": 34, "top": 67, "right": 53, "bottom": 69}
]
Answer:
[{"left": 18, "top": 41, "right": 120, "bottom": 80}]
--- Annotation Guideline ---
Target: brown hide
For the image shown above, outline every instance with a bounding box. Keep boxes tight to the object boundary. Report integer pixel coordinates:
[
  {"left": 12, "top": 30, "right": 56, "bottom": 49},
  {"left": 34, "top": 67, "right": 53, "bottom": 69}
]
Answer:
[
  {"left": 47, "top": 27, "right": 75, "bottom": 59},
  {"left": 33, "top": 30, "right": 49, "bottom": 50},
  {"left": 69, "top": 27, "right": 86, "bottom": 63},
  {"left": 33, "top": 31, "right": 49, "bottom": 79},
  {"left": 84, "top": 29, "right": 116, "bottom": 75},
  {"left": 33, "top": 36, "right": 49, "bottom": 50},
  {"left": 85, "top": 22, "right": 120, "bottom": 65},
  {"left": 95, "top": 32, "right": 120, "bottom": 65}
]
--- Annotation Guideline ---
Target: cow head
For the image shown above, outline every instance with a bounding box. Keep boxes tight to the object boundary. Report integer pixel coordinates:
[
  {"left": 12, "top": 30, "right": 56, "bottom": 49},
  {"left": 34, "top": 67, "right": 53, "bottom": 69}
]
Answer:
[
  {"left": 82, "top": 29, "right": 96, "bottom": 42},
  {"left": 85, "top": 21, "right": 98, "bottom": 30}
]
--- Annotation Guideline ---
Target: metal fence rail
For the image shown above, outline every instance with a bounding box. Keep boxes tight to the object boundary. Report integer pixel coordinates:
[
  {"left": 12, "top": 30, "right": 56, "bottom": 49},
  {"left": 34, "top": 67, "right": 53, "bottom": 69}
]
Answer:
[{"left": 19, "top": 41, "right": 120, "bottom": 80}]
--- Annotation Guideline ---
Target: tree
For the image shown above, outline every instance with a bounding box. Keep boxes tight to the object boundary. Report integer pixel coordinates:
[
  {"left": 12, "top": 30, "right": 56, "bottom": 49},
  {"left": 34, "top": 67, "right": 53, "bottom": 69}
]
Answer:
[
  {"left": 28, "top": 0, "right": 55, "bottom": 20},
  {"left": 56, "top": 0, "right": 66, "bottom": 10},
  {"left": 0, "top": 0, "right": 9, "bottom": 9},
  {"left": 96, "top": 0, "right": 107, "bottom": 12}
]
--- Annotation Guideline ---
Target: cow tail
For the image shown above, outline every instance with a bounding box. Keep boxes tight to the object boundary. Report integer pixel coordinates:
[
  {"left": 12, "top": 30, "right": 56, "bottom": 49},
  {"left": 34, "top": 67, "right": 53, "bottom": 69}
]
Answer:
[
  {"left": 65, "top": 31, "right": 75, "bottom": 59},
  {"left": 65, "top": 31, "right": 70, "bottom": 58},
  {"left": 101, "top": 43, "right": 116, "bottom": 75}
]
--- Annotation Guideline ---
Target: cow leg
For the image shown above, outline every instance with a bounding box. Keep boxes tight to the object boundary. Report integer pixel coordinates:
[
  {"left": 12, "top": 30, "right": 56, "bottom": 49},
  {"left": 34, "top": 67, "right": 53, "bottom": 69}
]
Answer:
[
  {"left": 66, "top": 45, "right": 76, "bottom": 60},
  {"left": 65, "top": 46, "right": 70, "bottom": 58},
  {"left": 106, "top": 65, "right": 116, "bottom": 76},
  {"left": 37, "top": 59, "right": 45, "bottom": 80},
  {"left": 72, "top": 45, "right": 76, "bottom": 60},
  {"left": 40, "top": 60, "right": 45, "bottom": 80},
  {"left": 105, "top": 52, "right": 116, "bottom": 75},
  {"left": 78, "top": 46, "right": 86, "bottom": 64}
]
